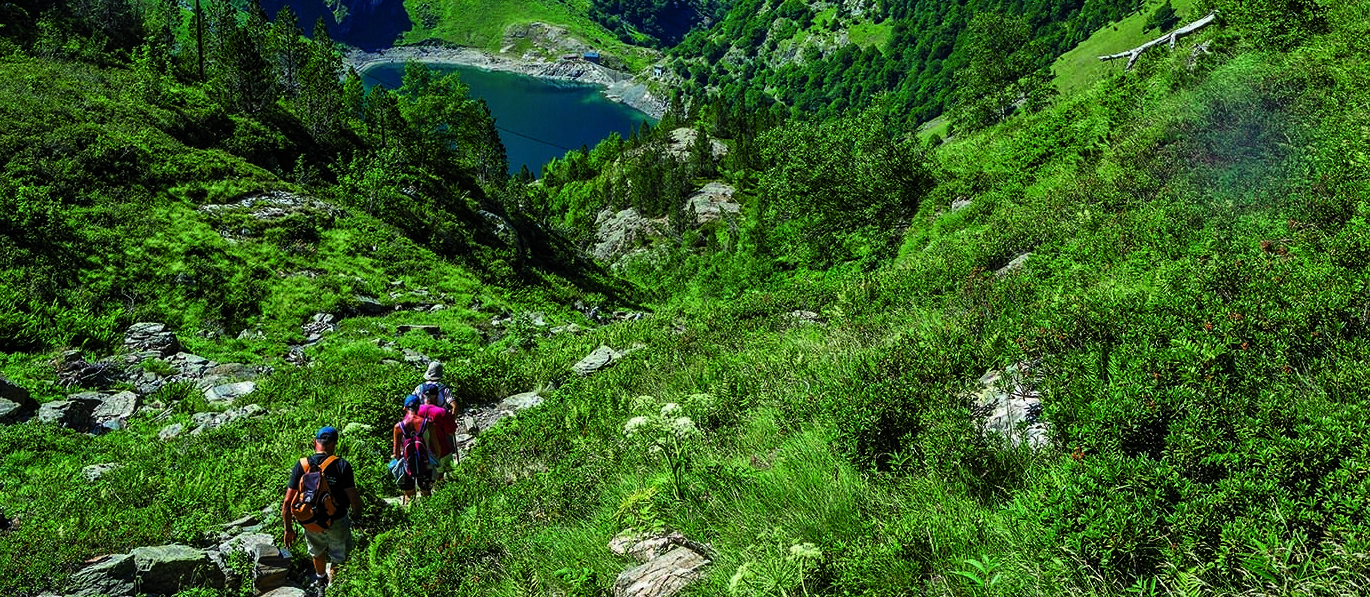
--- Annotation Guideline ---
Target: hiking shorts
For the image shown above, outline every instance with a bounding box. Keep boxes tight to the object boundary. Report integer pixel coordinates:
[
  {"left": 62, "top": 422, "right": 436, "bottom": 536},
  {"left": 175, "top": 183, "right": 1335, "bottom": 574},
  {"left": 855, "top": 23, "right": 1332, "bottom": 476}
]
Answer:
[
  {"left": 304, "top": 514, "right": 354, "bottom": 563},
  {"left": 397, "top": 470, "right": 434, "bottom": 492}
]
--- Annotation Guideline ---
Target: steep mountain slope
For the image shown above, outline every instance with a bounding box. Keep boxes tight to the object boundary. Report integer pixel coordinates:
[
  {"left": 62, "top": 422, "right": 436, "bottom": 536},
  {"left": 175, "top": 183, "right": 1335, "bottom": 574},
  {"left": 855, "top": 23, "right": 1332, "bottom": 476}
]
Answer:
[{"left": 4, "top": 1, "right": 1370, "bottom": 597}]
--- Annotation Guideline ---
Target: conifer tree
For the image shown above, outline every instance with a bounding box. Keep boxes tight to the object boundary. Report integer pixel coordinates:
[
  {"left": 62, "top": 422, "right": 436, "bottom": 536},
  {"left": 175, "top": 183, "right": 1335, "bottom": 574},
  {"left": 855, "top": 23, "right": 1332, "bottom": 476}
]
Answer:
[
  {"left": 342, "top": 67, "right": 366, "bottom": 125},
  {"left": 266, "top": 6, "right": 309, "bottom": 98},
  {"left": 297, "top": 27, "right": 344, "bottom": 139},
  {"left": 207, "top": 0, "right": 279, "bottom": 114},
  {"left": 469, "top": 99, "right": 508, "bottom": 185},
  {"left": 688, "top": 119, "right": 714, "bottom": 178}
]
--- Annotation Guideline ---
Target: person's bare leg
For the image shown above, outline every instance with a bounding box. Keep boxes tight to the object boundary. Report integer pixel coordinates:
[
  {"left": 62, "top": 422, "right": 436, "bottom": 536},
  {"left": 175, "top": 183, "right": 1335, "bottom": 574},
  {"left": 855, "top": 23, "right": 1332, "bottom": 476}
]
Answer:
[{"left": 313, "top": 555, "right": 327, "bottom": 583}]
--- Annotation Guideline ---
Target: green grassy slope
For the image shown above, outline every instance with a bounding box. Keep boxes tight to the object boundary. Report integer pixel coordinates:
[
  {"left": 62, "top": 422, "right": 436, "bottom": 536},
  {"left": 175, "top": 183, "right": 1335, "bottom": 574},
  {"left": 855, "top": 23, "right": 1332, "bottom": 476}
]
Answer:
[
  {"left": 401, "top": 0, "right": 658, "bottom": 70},
  {"left": 1052, "top": 0, "right": 1198, "bottom": 95},
  {"left": 5, "top": 2, "right": 1370, "bottom": 596}
]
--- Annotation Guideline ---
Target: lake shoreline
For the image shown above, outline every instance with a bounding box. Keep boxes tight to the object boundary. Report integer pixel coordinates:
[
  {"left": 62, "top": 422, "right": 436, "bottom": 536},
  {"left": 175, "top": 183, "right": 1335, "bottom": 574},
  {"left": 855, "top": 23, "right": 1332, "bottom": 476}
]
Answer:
[{"left": 346, "top": 46, "right": 667, "bottom": 120}]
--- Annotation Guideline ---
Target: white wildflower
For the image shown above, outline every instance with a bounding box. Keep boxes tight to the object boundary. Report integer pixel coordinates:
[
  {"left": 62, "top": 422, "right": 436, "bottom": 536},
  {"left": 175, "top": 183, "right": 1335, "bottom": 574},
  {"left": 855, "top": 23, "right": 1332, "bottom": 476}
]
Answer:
[
  {"left": 669, "top": 416, "right": 697, "bottom": 437},
  {"left": 624, "top": 416, "right": 649, "bottom": 437},
  {"left": 660, "top": 402, "right": 682, "bottom": 417},
  {"left": 789, "top": 542, "right": 821, "bottom": 560}
]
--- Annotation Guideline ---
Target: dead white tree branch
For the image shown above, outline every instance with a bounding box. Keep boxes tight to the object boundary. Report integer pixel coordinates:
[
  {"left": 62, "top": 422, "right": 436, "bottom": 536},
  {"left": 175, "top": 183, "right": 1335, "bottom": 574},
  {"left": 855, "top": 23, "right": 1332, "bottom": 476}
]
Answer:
[{"left": 1098, "top": 11, "right": 1218, "bottom": 70}]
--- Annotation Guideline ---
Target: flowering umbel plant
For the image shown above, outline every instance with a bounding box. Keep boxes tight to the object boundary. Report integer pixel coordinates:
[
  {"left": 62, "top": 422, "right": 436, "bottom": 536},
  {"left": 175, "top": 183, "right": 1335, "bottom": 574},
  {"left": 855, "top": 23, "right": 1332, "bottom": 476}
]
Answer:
[{"left": 624, "top": 399, "right": 700, "bottom": 500}]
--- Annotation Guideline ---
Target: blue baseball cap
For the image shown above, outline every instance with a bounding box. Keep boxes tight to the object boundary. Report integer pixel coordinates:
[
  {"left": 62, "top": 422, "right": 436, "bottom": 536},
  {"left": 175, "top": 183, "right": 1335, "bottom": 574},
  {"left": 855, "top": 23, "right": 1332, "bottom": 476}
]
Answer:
[
  {"left": 315, "top": 426, "right": 339, "bottom": 443},
  {"left": 404, "top": 394, "right": 421, "bottom": 409}
]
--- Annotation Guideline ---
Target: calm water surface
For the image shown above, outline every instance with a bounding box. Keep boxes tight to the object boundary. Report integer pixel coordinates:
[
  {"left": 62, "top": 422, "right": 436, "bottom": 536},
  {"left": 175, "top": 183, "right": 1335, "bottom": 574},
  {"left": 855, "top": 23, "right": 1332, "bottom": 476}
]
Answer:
[{"left": 362, "top": 63, "right": 655, "bottom": 175}]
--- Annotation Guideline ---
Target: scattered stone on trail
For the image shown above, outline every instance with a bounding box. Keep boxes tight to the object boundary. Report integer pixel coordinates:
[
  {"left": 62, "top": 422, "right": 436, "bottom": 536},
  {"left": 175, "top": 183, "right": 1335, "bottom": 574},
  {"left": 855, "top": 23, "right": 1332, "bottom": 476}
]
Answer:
[
  {"left": 259, "top": 585, "right": 308, "bottom": 597},
  {"left": 687, "top": 182, "right": 741, "bottom": 224},
  {"left": 397, "top": 324, "right": 443, "bottom": 337},
  {"left": 551, "top": 323, "right": 588, "bottom": 335},
  {"left": 402, "top": 348, "right": 431, "bottom": 365},
  {"left": 204, "top": 381, "right": 256, "bottom": 403},
  {"left": 131, "top": 544, "right": 226, "bottom": 595},
  {"left": 352, "top": 294, "right": 388, "bottom": 316},
  {"left": 0, "top": 374, "right": 37, "bottom": 424},
  {"left": 93, "top": 391, "right": 140, "bottom": 425},
  {"left": 971, "top": 361, "right": 1048, "bottom": 449},
  {"left": 237, "top": 327, "right": 267, "bottom": 341},
  {"left": 124, "top": 322, "right": 182, "bottom": 357},
  {"left": 573, "top": 344, "right": 644, "bottom": 376},
  {"left": 951, "top": 198, "right": 973, "bottom": 212},
  {"left": 612, "top": 546, "right": 710, "bottom": 597},
  {"left": 190, "top": 404, "right": 268, "bottom": 435},
  {"left": 500, "top": 391, "right": 544, "bottom": 411},
  {"left": 222, "top": 515, "right": 259, "bottom": 530},
  {"left": 82, "top": 463, "right": 121, "bottom": 482},
  {"left": 995, "top": 252, "right": 1032, "bottom": 277},
  {"left": 54, "top": 356, "right": 123, "bottom": 391},
  {"left": 39, "top": 396, "right": 102, "bottom": 431},
  {"left": 210, "top": 533, "right": 291, "bottom": 594},
  {"left": 167, "top": 352, "right": 219, "bottom": 379},
  {"left": 609, "top": 531, "right": 692, "bottom": 563},
  {"left": 158, "top": 423, "right": 184, "bottom": 441},
  {"left": 302, "top": 313, "right": 337, "bottom": 339}
]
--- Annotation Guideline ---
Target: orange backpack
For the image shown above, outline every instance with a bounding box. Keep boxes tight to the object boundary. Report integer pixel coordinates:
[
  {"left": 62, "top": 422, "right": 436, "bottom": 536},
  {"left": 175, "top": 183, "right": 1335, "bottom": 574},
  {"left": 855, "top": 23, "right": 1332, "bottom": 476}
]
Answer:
[{"left": 291, "top": 455, "right": 340, "bottom": 533}]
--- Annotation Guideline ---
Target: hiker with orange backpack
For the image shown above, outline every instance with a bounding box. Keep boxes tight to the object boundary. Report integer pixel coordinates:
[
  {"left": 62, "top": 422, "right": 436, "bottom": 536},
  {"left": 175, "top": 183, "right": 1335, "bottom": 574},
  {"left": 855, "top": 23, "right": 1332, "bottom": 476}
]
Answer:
[
  {"left": 392, "top": 395, "right": 436, "bottom": 505},
  {"left": 282, "top": 426, "right": 362, "bottom": 588}
]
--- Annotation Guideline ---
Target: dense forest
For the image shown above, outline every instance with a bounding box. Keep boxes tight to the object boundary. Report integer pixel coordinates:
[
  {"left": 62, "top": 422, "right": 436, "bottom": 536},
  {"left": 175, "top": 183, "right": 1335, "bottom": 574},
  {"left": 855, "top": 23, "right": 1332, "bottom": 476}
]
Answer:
[
  {"left": 665, "top": 0, "right": 1148, "bottom": 129},
  {"left": 588, "top": 0, "right": 725, "bottom": 47},
  {"left": 3, "top": 0, "right": 1370, "bottom": 596}
]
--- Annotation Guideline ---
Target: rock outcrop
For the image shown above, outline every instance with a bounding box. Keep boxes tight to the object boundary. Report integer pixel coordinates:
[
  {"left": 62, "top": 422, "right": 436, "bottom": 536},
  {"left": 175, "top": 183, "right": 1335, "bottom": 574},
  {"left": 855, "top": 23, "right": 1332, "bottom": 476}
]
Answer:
[
  {"left": 971, "top": 361, "right": 1048, "bottom": 449},
  {"left": 687, "top": 183, "right": 740, "bottom": 224},
  {"left": 210, "top": 533, "right": 292, "bottom": 594},
  {"left": 70, "top": 544, "right": 225, "bottom": 596},
  {"left": 0, "top": 375, "right": 36, "bottom": 424},
  {"left": 572, "top": 344, "right": 644, "bottom": 376},
  {"left": 612, "top": 546, "right": 710, "bottom": 597},
  {"left": 123, "top": 322, "right": 181, "bottom": 356},
  {"left": 38, "top": 396, "right": 102, "bottom": 431},
  {"left": 593, "top": 208, "right": 663, "bottom": 262}
]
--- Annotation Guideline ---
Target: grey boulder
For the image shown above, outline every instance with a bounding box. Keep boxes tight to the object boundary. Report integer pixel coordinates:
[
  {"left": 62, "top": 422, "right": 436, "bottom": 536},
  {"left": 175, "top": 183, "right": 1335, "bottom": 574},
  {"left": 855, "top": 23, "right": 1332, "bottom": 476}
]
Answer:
[
  {"left": 612, "top": 546, "right": 709, "bottom": 597},
  {"left": 204, "top": 381, "right": 256, "bottom": 403},
  {"left": 38, "top": 397, "right": 102, "bottom": 431},
  {"left": 70, "top": 544, "right": 224, "bottom": 596},
  {"left": 93, "top": 391, "right": 140, "bottom": 424},
  {"left": 82, "top": 463, "right": 120, "bottom": 482},
  {"left": 0, "top": 374, "right": 37, "bottom": 424}
]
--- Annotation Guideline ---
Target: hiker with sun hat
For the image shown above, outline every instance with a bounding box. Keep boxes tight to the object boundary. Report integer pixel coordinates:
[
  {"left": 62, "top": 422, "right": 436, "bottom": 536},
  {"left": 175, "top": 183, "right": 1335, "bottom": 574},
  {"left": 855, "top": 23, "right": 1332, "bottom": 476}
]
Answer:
[{"left": 414, "top": 361, "right": 456, "bottom": 412}]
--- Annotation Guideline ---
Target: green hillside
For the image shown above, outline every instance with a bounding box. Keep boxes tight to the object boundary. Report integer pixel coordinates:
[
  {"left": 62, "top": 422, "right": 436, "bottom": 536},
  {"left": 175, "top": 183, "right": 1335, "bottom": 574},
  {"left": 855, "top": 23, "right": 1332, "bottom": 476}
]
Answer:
[
  {"left": 4, "top": 1, "right": 1370, "bottom": 596},
  {"left": 401, "top": 0, "right": 660, "bottom": 69},
  {"left": 1053, "top": 0, "right": 1199, "bottom": 95}
]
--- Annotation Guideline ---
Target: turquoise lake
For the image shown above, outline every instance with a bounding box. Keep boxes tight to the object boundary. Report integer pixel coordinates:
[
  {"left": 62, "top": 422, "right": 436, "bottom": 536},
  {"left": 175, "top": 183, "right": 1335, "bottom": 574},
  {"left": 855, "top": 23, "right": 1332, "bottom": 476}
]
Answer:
[{"left": 361, "top": 63, "right": 655, "bottom": 176}]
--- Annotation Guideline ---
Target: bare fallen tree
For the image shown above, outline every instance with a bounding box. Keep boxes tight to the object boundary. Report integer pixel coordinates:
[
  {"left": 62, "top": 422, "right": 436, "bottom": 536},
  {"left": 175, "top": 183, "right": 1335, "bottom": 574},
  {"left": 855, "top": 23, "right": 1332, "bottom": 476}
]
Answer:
[{"left": 1099, "top": 11, "right": 1218, "bottom": 70}]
